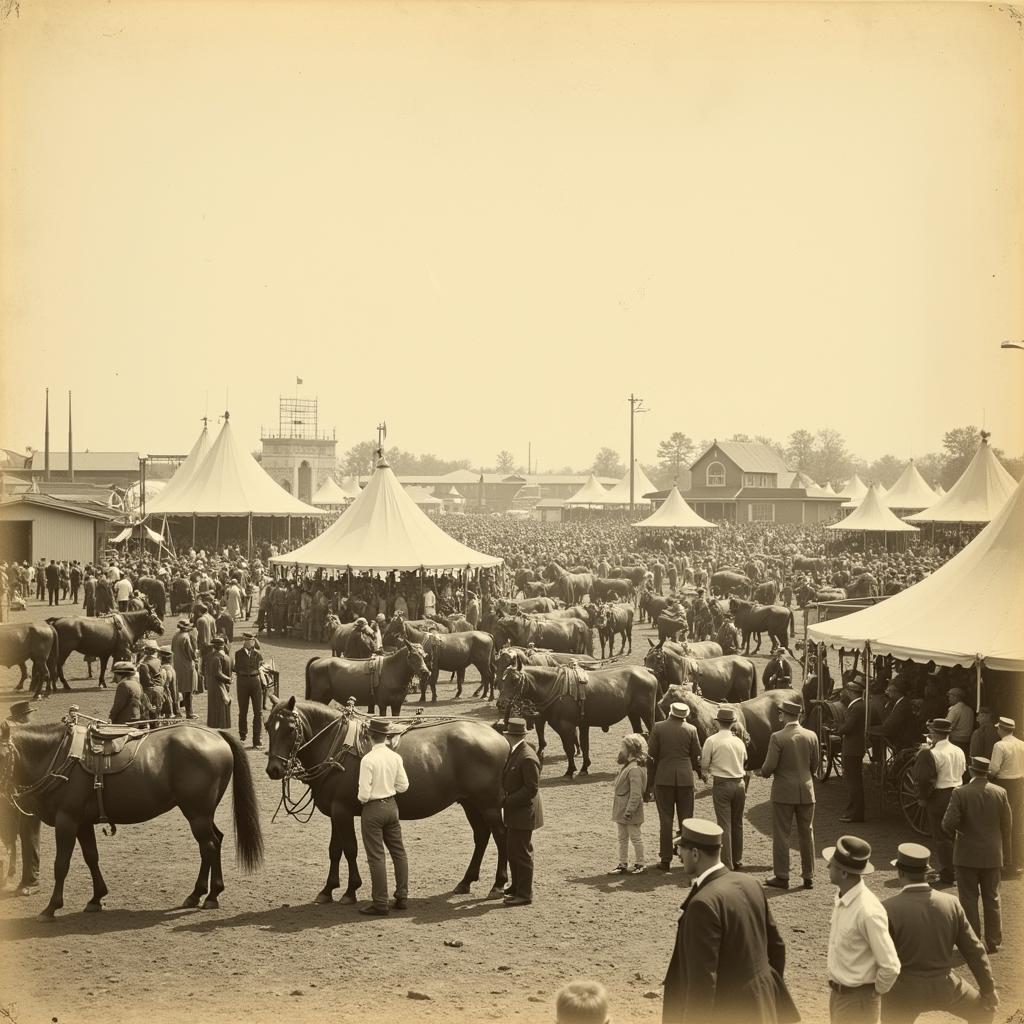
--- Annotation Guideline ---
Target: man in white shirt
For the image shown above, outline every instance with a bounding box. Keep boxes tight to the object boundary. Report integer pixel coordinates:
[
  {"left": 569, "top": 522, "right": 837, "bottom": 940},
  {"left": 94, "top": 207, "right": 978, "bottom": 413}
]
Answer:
[
  {"left": 114, "top": 575, "right": 133, "bottom": 611},
  {"left": 946, "top": 687, "right": 975, "bottom": 761},
  {"left": 917, "top": 718, "right": 965, "bottom": 886},
  {"left": 422, "top": 585, "right": 436, "bottom": 621},
  {"left": 990, "top": 716, "right": 1024, "bottom": 873},
  {"left": 357, "top": 718, "right": 410, "bottom": 916},
  {"left": 824, "top": 836, "right": 901, "bottom": 1023},
  {"left": 700, "top": 706, "right": 748, "bottom": 871}
]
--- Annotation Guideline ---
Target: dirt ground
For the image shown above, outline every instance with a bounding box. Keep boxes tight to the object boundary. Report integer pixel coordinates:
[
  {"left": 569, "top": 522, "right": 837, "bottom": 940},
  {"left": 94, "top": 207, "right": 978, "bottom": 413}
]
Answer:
[{"left": 1, "top": 599, "right": 1021, "bottom": 1024}]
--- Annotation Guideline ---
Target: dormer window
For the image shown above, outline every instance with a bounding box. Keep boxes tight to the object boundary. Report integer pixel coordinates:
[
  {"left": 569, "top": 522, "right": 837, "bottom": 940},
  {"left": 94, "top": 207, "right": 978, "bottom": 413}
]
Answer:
[{"left": 706, "top": 461, "right": 726, "bottom": 487}]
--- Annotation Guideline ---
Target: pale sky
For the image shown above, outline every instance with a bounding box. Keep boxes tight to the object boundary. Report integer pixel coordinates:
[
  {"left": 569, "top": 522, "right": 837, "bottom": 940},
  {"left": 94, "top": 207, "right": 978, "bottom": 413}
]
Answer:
[{"left": 1, "top": 1, "right": 1022, "bottom": 470}]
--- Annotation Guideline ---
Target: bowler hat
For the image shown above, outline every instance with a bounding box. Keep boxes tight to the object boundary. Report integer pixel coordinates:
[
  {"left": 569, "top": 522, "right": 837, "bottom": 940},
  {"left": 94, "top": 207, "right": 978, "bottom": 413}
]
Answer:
[
  {"left": 367, "top": 718, "right": 391, "bottom": 737},
  {"left": 969, "top": 756, "right": 992, "bottom": 774},
  {"left": 716, "top": 707, "right": 736, "bottom": 724},
  {"left": 505, "top": 717, "right": 528, "bottom": 737},
  {"left": 669, "top": 702, "right": 690, "bottom": 719},
  {"left": 890, "top": 842, "right": 931, "bottom": 870},
  {"left": 6, "top": 700, "right": 35, "bottom": 720},
  {"left": 780, "top": 699, "right": 802, "bottom": 717},
  {"left": 997, "top": 717, "right": 1016, "bottom": 732},
  {"left": 822, "top": 835, "right": 875, "bottom": 875},
  {"left": 112, "top": 661, "right": 136, "bottom": 675},
  {"left": 928, "top": 718, "right": 953, "bottom": 735},
  {"left": 673, "top": 817, "right": 723, "bottom": 849}
]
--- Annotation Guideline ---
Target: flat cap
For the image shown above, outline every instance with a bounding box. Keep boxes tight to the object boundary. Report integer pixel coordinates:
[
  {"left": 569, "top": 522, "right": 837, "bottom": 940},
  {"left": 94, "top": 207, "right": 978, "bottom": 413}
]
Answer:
[
  {"left": 112, "top": 661, "right": 137, "bottom": 675},
  {"left": 780, "top": 699, "right": 802, "bottom": 717}
]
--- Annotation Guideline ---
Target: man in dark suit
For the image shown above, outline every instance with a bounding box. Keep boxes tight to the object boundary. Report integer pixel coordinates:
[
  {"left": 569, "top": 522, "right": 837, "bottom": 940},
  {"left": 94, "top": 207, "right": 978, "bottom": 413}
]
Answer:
[
  {"left": 501, "top": 717, "right": 543, "bottom": 907},
  {"left": 871, "top": 680, "right": 920, "bottom": 755},
  {"left": 760, "top": 698, "right": 819, "bottom": 890},
  {"left": 648, "top": 701, "right": 703, "bottom": 871},
  {"left": 882, "top": 842, "right": 997, "bottom": 1023},
  {"left": 663, "top": 818, "right": 799, "bottom": 1024},
  {"left": 942, "top": 756, "right": 1012, "bottom": 954},
  {"left": 107, "top": 661, "right": 148, "bottom": 724},
  {"left": 4, "top": 701, "right": 41, "bottom": 896},
  {"left": 838, "top": 678, "right": 867, "bottom": 822},
  {"left": 762, "top": 648, "right": 793, "bottom": 691},
  {"left": 44, "top": 559, "right": 60, "bottom": 606}
]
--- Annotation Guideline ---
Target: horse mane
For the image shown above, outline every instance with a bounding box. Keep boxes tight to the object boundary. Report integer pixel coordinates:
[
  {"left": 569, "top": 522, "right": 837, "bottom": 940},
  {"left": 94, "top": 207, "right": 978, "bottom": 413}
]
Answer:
[
  {"left": 294, "top": 700, "right": 344, "bottom": 735},
  {"left": 7, "top": 721, "right": 68, "bottom": 774}
]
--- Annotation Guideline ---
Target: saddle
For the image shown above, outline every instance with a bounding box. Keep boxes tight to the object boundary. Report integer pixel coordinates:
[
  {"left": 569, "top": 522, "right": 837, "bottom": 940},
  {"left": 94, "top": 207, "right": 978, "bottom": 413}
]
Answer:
[{"left": 72, "top": 723, "right": 150, "bottom": 827}]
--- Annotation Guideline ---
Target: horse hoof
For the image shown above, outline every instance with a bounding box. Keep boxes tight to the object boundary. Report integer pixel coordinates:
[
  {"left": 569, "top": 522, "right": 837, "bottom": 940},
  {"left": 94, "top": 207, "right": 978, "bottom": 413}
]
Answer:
[
  {"left": 339, "top": 893, "right": 357, "bottom": 905},
  {"left": 180, "top": 894, "right": 201, "bottom": 909},
  {"left": 201, "top": 897, "right": 220, "bottom": 910},
  {"left": 314, "top": 891, "right": 333, "bottom": 905},
  {"left": 487, "top": 886, "right": 506, "bottom": 899},
  {"left": 452, "top": 882, "right": 471, "bottom": 895},
  {"left": 36, "top": 911, "right": 57, "bottom": 923}
]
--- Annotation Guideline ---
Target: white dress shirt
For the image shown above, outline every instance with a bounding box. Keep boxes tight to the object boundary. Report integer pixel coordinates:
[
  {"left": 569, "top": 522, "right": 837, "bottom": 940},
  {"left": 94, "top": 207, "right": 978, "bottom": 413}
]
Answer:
[
  {"left": 701, "top": 729, "right": 747, "bottom": 779},
  {"left": 827, "top": 880, "right": 901, "bottom": 993},
  {"left": 991, "top": 734, "right": 1024, "bottom": 780},
  {"left": 931, "top": 738, "right": 966, "bottom": 789},
  {"left": 357, "top": 743, "right": 410, "bottom": 804}
]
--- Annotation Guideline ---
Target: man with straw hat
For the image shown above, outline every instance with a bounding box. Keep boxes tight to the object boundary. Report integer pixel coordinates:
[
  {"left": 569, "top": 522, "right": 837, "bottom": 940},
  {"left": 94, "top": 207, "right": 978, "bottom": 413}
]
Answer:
[
  {"left": 700, "top": 706, "right": 748, "bottom": 871},
  {"left": 823, "top": 836, "right": 901, "bottom": 1023},
  {"left": 882, "top": 842, "right": 997, "bottom": 1022},
  {"left": 647, "top": 700, "right": 702, "bottom": 871},
  {"left": 914, "top": 718, "right": 965, "bottom": 887},
  {"left": 989, "top": 716, "right": 1024, "bottom": 873}
]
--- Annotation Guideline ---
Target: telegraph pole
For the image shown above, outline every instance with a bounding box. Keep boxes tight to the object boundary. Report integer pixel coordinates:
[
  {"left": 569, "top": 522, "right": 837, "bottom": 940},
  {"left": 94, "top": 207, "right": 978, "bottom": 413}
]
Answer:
[{"left": 628, "top": 394, "right": 648, "bottom": 511}]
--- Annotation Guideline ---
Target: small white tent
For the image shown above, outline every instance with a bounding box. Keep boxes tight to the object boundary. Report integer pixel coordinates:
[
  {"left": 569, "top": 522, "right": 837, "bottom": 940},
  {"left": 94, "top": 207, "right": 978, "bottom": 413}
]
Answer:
[
  {"left": 838, "top": 475, "right": 868, "bottom": 505},
  {"left": 312, "top": 477, "right": 353, "bottom": 506},
  {"left": 601, "top": 462, "right": 658, "bottom": 506},
  {"left": 564, "top": 474, "right": 614, "bottom": 507},
  {"left": 883, "top": 461, "right": 938, "bottom": 512},
  {"left": 828, "top": 484, "right": 918, "bottom": 533},
  {"left": 632, "top": 486, "right": 717, "bottom": 530}
]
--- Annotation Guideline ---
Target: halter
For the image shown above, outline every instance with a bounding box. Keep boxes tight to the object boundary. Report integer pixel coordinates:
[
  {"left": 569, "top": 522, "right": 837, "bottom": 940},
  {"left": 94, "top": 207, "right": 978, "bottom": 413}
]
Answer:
[{"left": 0, "top": 718, "right": 76, "bottom": 817}]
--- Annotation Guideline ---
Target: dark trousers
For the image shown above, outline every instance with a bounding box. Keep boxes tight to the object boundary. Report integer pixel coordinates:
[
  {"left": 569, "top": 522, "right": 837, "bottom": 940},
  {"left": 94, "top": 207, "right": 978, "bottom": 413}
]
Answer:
[
  {"left": 47, "top": 586, "right": 58, "bottom": 606},
  {"left": 955, "top": 865, "right": 1001, "bottom": 947},
  {"left": 359, "top": 797, "right": 408, "bottom": 909},
  {"left": 772, "top": 801, "right": 815, "bottom": 880},
  {"left": 844, "top": 751, "right": 865, "bottom": 820},
  {"left": 926, "top": 789, "right": 955, "bottom": 879},
  {"left": 655, "top": 784, "right": 694, "bottom": 865},
  {"left": 830, "top": 985, "right": 880, "bottom": 1024},
  {"left": 882, "top": 972, "right": 992, "bottom": 1023},
  {"left": 236, "top": 676, "right": 262, "bottom": 745},
  {"left": 118, "top": 600, "right": 129, "bottom": 612},
  {"left": 70, "top": 584, "right": 80, "bottom": 603},
  {"left": 711, "top": 777, "right": 746, "bottom": 869},
  {"left": 18, "top": 814, "right": 41, "bottom": 888},
  {"left": 506, "top": 827, "right": 535, "bottom": 900},
  {"left": 35, "top": 578, "right": 45, "bottom": 600},
  {"left": 994, "top": 777, "right": 1023, "bottom": 868}
]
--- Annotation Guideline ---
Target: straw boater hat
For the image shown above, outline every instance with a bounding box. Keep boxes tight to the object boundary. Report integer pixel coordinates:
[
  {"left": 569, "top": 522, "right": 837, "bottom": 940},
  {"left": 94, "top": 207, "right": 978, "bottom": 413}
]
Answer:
[
  {"left": 997, "top": 717, "right": 1016, "bottom": 733},
  {"left": 669, "top": 702, "right": 690, "bottom": 719},
  {"left": 822, "top": 836, "right": 875, "bottom": 875},
  {"left": 890, "top": 842, "right": 931, "bottom": 870},
  {"left": 969, "top": 756, "right": 992, "bottom": 775},
  {"left": 928, "top": 718, "right": 953, "bottom": 735}
]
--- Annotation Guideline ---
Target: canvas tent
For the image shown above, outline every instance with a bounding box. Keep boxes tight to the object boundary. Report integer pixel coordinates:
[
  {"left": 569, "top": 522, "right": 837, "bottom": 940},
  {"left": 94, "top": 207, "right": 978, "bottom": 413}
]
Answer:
[
  {"left": 271, "top": 455, "right": 501, "bottom": 571},
  {"left": 828, "top": 484, "right": 918, "bottom": 534},
  {"left": 600, "top": 462, "right": 658, "bottom": 506},
  {"left": 883, "top": 461, "right": 938, "bottom": 512},
  {"left": 837, "top": 475, "right": 868, "bottom": 504},
  {"left": 632, "top": 486, "right": 716, "bottom": 529},
  {"left": 146, "top": 425, "right": 211, "bottom": 515},
  {"left": 312, "top": 477, "right": 353, "bottom": 506},
  {"left": 564, "top": 474, "right": 614, "bottom": 507},
  {"left": 404, "top": 485, "right": 444, "bottom": 508},
  {"left": 842, "top": 481, "right": 888, "bottom": 509},
  {"left": 905, "top": 438, "right": 1017, "bottom": 525},
  {"left": 809, "top": 473, "right": 1024, "bottom": 671}
]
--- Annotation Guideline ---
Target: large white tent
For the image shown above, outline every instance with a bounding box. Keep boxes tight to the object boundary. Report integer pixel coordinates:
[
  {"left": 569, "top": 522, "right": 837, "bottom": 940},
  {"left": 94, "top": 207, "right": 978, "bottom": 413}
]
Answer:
[
  {"left": 600, "top": 462, "right": 658, "bottom": 506},
  {"left": 810, "top": 473, "right": 1024, "bottom": 671},
  {"left": 842, "top": 480, "right": 888, "bottom": 509},
  {"left": 632, "top": 486, "right": 717, "bottom": 530},
  {"left": 271, "top": 456, "right": 501, "bottom": 571},
  {"left": 564, "top": 473, "right": 614, "bottom": 507},
  {"left": 148, "top": 415, "right": 323, "bottom": 516},
  {"left": 146, "top": 424, "right": 211, "bottom": 515},
  {"left": 905, "top": 438, "right": 1017, "bottom": 525},
  {"left": 828, "top": 484, "right": 918, "bottom": 533},
  {"left": 883, "top": 460, "right": 938, "bottom": 512}
]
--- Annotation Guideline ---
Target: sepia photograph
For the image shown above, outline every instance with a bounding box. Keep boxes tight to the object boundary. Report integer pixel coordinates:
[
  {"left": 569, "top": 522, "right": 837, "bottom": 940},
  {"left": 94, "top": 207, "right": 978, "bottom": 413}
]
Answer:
[{"left": 1, "top": 1, "right": 1022, "bottom": 1022}]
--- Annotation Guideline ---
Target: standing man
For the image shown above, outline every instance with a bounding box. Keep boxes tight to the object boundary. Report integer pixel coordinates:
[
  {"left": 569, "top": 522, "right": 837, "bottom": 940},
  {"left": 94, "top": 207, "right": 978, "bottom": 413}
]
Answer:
[
  {"left": 3, "top": 701, "right": 41, "bottom": 896},
  {"left": 872, "top": 680, "right": 920, "bottom": 756},
  {"left": 356, "top": 718, "right": 409, "bottom": 916},
  {"left": 941, "top": 756, "right": 1011, "bottom": 955},
  {"left": 700, "top": 706, "right": 748, "bottom": 870},
  {"left": 763, "top": 647, "right": 793, "bottom": 690},
  {"left": 114, "top": 573, "right": 133, "bottom": 612},
  {"left": 233, "top": 631, "right": 264, "bottom": 749},
  {"left": 824, "top": 836, "right": 901, "bottom": 1024},
  {"left": 946, "top": 687, "right": 974, "bottom": 764},
  {"left": 204, "top": 636, "right": 232, "bottom": 729},
  {"left": 989, "top": 716, "right": 1024, "bottom": 873},
  {"left": 501, "top": 717, "right": 543, "bottom": 907},
  {"left": 194, "top": 603, "right": 216, "bottom": 677},
  {"left": 647, "top": 701, "right": 702, "bottom": 871},
  {"left": 882, "top": 842, "right": 998, "bottom": 1023},
  {"left": 760, "top": 698, "right": 819, "bottom": 890},
  {"left": 69, "top": 561, "right": 82, "bottom": 605},
  {"left": 914, "top": 718, "right": 964, "bottom": 887},
  {"left": 838, "top": 677, "right": 868, "bottom": 823},
  {"left": 45, "top": 559, "right": 60, "bottom": 606},
  {"left": 82, "top": 568, "right": 96, "bottom": 615},
  {"left": 171, "top": 618, "right": 200, "bottom": 719},
  {"left": 969, "top": 708, "right": 999, "bottom": 761},
  {"left": 662, "top": 818, "right": 799, "bottom": 1024},
  {"left": 108, "top": 661, "right": 147, "bottom": 724}
]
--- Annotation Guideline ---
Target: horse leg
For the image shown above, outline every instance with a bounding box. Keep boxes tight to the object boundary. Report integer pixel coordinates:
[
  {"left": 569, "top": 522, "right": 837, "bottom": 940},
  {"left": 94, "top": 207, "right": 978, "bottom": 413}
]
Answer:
[
  {"left": 559, "top": 725, "right": 577, "bottom": 777},
  {"left": 454, "top": 667, "right": 465, "bottom": 699},
  {"left": 418, "top": 672, "right": 428, "bottom": 703},
  {"left": 482, "top": 805, "right": 508, "bottom": 897},
  {"left": 535, "top": 718, "right": 547, "bottom": 756},
  {"left": 430, "top": 669, "right": 438, "bottom": 703},
  {"left": 78, "top": 823, "right": 109, "bottom": 912},
  {"left": 98, "top": 654, "right": 109, "bottom": 687},
  {"left": 579, "top": 724, "right": 592, "bottom": 776},
  {"left": 338, "top": 814, "right": 362, "bottom": 904},
  {"left": 315, "top": 809, "right": 347, "bottom": 904},
  {"left": 38, "top": 810, "right": 78, "bottom": 922},
  {"left": 205, "top": 821, "right": 225, "bottom": 907},
  {"left": 181, "top": 815, "right": 216, "bottom": 908},
  {"left": 453, "top": 802, "right": 489, "bottom": 894},
  {"left": 15, "top": 663, "right": 27, "bottom": 689}
]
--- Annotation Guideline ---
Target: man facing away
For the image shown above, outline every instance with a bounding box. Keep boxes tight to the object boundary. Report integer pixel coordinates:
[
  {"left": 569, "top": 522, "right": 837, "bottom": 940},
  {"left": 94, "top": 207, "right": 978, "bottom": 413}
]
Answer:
[
  {"left": 647, "top": 701, "right": 702, "bottom": 871},
  {"left": 700, "top": 706, "right": 748, "bottom": 870},
  {"left": 357, "top": 718, "right": 409, "bottom": 916}
]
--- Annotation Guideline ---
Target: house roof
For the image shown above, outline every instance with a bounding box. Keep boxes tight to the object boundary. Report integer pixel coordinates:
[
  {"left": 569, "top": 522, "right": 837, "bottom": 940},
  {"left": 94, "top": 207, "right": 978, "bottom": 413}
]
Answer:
[
  {"left": 26, "top": 451, "right": 141, "bottom": 473},
  {"left": 0, "top": 493, "right": 119, "bottom": 521},
  {"left": 695, "top": 441, "right": 790, "bottom": 475},
  {"left": 396, "top": 471, "right": 618, "bottom": 488}
]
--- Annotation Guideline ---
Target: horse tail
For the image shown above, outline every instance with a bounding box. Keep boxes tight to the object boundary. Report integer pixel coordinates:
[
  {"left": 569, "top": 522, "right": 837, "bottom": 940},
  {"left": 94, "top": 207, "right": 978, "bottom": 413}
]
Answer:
[
  {"left": 221, "top": 730, "right": 264, "bottom": 872},
  {"left": 749, "top": 660, "right": 759, "bottom": 697},
  {"left": 788, "top": 609, "right": 795, "bottom": 637},
  {"left": 304, "top": 657, "right": 318, "bottom": 700}
]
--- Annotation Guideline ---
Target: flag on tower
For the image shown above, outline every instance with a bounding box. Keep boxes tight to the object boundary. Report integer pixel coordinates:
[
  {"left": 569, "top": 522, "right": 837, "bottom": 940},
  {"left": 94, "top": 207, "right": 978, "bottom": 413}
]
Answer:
[{"left": 296, "top": 376, "right": 303, "bottom": 385}]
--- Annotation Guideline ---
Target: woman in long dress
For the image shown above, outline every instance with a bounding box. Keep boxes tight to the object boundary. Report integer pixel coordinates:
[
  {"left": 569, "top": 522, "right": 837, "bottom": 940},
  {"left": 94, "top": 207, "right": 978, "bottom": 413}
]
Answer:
[{"left": 205, "top": 636, "right": 232, "bottom": 729}]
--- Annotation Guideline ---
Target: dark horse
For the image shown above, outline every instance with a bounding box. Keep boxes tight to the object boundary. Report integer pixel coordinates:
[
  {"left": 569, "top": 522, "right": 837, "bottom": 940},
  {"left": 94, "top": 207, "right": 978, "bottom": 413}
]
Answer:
[
  {"left": 384, "top": 620, "right": 495, "bottom": 703},
  {"left": 643, "top": 640, "right": 756, "bottom": 703},
  {"left": 0, "top": 718, "right": 263, "bottom": 921},
  {"left": 265, "top": 696, "right": 509, "bottom": 903},
  {"left": 728, "top": 598, "right": 795, "bottom": 654},
  {"left": 49, "top": 609, "right": 164, "bottom": 686},
  {"left": 542, "top": 561, "right": 596, "bottom": 605},
  {"left": 327, "top": 616, "right": 379, "bottom": 658},
  {"left": 304, "top": 640, "right": 430, "bottom": 715},
  {"left": 497, "top": 659, "right": 659, "bottom": 777},
  {"left": 0, "top": 622, "right": 60, "bottom": 691}
]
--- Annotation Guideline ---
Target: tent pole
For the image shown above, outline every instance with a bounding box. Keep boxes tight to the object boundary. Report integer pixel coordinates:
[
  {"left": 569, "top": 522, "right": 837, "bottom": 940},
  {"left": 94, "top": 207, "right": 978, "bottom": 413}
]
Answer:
[
  {"left": 192, "top": 514, "right": 196, "bottom": 549},
  {"left": 247, "top": 513, "right": 253, "bottom": 562},
  {"left": 863, "top": 641, "right": 872, "bottom": 805},
  {"left": 288, "top": 516, "right": 292, "bottom": 544},
  {"left": 975, "top": 659, "right": 982, "bottom": 714}
]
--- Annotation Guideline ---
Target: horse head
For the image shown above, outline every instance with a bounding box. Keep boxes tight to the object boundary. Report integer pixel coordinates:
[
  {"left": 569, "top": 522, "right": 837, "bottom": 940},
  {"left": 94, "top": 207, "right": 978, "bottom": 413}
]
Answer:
[
  {"left": 402, "top": 641, "right": 430, "bottom": 680},
  {"left": 496, "top": 656, "right": 527, "bottom": 711},
  {"left": 265, "top": 695, "right": 307, "bottom": 780},
  {"left": 643, "top": 641, "right": 667, "bottom": 680},
  {"left": 144, "top": 610, "right": 164, "bottom": 635}
]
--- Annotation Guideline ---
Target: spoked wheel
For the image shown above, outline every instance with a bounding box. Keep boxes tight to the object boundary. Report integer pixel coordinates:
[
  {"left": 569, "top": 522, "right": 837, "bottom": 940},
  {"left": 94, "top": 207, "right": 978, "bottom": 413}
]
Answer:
[
  {"left": 899, "top": 761, "right": 929, "bottom": 836},
  {"left": 810, "top": 706, "right": 832, "bottom": 781}
]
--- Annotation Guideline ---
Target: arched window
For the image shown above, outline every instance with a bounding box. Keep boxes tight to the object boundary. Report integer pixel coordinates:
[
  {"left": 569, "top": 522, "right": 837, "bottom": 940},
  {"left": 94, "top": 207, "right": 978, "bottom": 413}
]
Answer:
[
  {"left": 706, "top": 461, "right": 726, "bottom": 487},
  {"left": 297, "top": 461, "right": 313, "bottom": 503},
  {"left": 280, "top": 479, "right": 292, "bottom": 493}
]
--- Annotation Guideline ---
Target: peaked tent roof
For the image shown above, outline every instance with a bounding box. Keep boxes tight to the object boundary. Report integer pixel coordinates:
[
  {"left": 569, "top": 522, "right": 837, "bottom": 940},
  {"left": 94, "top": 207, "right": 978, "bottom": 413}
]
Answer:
[
  {"left": 810, "top": 473, "right": 1024, "bottom": 670},
  {"left": 838, "top": 474, "right": 868, "bottom": 502},
  {"left": 828, "top": 484, "right": 918, "bottom": 532},
  {"left": 905, "top": 439, "right": 1017, "bottom": 525},
  {"left": 149, "top": 417, "right": 324, "bottom": 516},
  {"left": 883, "top": 461, "right": 938, "bottom": 511},
  {"left": 147, "top": 425, "right": 211, "bottom": 515},
  {"left": 632, "top": 486, "right": 717, "bottom": 529},
  {"left": 270, "top": 457, "right": 502, "bottom": 570},
  {"left": 821, "top": 482, "right": 838, "bottom": 497},
  {"left": 564, "top": 473, "right": 614, "bottom": 506},
  {"left": 933, "top": 484, "right": 946, "bottom": 497},
  {"left": 842, "top": 481, "right": 888, "bottom": 509},
  {"left": 404, "top": 485, "right": 444, "bottom": 507},
  {"left": 312, "top": 477, "right": 353, "bottom": 506},
  {"left": 600, "top": 462, "right": 658, "bottom": 505}
]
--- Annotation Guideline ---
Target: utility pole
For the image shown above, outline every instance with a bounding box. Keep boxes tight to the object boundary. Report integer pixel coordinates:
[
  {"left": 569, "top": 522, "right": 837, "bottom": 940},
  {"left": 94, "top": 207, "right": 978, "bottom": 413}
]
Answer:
[{"left": 628, "top": 394, "right": 648, "bottom": 511}]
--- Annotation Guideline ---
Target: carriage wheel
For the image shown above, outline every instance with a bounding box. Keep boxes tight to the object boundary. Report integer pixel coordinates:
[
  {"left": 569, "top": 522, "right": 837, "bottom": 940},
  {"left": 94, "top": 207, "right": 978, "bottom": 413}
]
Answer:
[
  {"left": 898, "top": 761, "right": 929, "bottom": 836},
  {"left": 815, "top": 739, "right": 833, "bottom": 782},
  {"left": 809, "top": 706, "right": 832, "bottom": 781}
]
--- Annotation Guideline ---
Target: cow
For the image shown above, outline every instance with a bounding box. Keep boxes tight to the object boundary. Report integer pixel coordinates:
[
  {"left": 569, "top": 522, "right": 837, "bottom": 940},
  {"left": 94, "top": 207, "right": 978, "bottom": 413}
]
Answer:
[{"left": 728, "top": 598, "right": 794, "bottom": 655}]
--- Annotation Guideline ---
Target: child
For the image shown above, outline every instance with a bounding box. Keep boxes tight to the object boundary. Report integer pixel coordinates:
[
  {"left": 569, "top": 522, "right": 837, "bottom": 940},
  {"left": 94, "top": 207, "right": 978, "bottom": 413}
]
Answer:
[
  {"left": 555, "top": 981, "right": 610, "bottom": 1024},
  {"left": 610, "top": 733, "right": 648, "bottom": 874}
]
